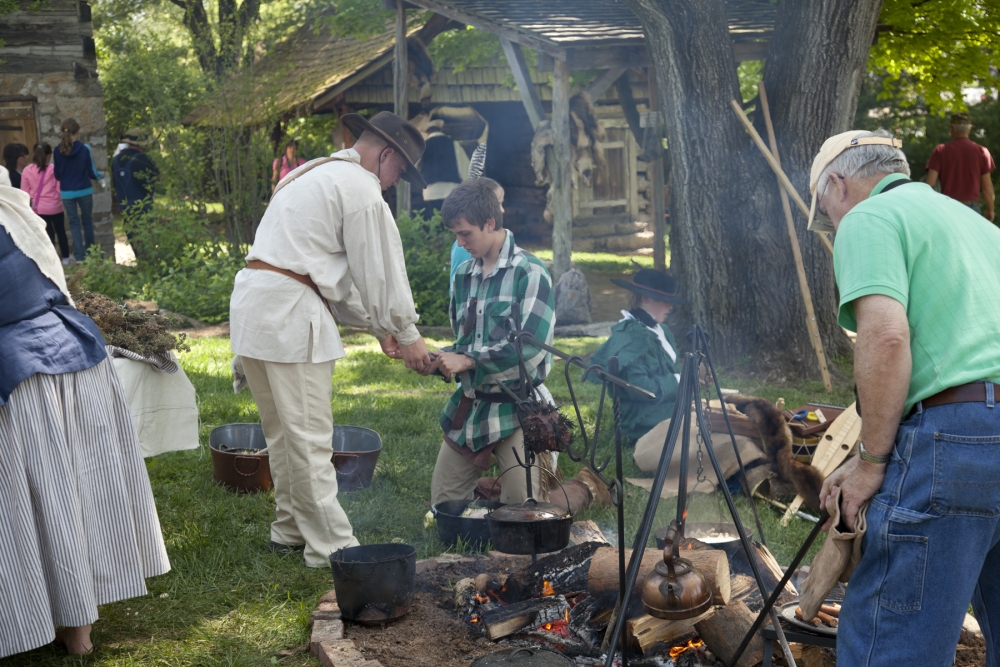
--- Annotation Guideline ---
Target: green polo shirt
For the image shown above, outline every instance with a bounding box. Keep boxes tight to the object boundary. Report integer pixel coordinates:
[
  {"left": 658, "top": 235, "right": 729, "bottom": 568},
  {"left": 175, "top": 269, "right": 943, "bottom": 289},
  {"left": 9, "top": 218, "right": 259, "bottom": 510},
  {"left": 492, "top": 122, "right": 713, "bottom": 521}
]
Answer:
[{"left": 834, "top": 172, "right": 1000, "bottom": 414}]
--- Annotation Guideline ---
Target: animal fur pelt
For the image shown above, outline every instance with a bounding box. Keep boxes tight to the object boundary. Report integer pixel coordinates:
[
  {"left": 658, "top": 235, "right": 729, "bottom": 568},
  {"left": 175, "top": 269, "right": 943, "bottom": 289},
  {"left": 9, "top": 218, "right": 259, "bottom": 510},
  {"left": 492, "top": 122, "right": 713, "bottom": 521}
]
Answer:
[
  {"left": 530, "top": 92, "right": 609, "bottom": 224},
  {"left": 725, "top": 394, "right": 825, "bottom": 512}
]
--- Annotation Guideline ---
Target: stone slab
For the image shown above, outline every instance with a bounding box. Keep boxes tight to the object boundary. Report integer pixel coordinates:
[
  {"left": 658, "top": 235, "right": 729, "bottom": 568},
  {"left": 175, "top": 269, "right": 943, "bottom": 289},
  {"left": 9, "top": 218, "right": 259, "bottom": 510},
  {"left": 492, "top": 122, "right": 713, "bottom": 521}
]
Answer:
[{"left": 311, "top": 619, "right": 344, "bottom": 655}]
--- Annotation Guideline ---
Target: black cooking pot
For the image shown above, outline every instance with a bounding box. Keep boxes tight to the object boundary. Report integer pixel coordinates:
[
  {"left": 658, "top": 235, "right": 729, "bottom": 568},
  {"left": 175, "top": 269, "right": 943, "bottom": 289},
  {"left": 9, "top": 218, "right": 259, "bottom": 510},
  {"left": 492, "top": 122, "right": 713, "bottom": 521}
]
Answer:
[
  {"left": 433, "top": 499, "right": 503, "bottom": 548},
  {"left": 486, "top": 498, "right": 573, "bottom": 555},
  {"left": 329, "top": 543, "right": 416, "bottom": 624}
]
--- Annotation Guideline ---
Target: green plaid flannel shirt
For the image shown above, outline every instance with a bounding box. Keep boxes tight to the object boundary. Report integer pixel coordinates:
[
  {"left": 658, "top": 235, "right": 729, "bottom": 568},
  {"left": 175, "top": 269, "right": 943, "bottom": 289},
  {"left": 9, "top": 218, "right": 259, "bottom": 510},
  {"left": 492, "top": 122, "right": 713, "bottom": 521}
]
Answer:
[{"left": 439, "top": 232, "right": 555, "bottom": 452}]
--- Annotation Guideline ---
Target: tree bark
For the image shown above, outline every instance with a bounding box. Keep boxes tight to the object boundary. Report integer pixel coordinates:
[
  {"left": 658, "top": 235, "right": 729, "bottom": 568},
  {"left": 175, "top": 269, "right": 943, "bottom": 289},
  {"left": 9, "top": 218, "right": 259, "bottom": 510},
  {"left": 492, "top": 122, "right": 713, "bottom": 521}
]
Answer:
[{"left": 622, "top": 0, "right": 881, "bottom": 372}]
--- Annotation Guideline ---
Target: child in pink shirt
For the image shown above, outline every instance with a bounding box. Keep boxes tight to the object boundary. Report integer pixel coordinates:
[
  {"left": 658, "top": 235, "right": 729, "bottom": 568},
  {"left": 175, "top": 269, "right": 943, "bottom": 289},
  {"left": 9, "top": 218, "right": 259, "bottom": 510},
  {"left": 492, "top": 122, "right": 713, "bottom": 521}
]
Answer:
[{"left": 21, "top": 143, "right": 70, "bottom": 262}]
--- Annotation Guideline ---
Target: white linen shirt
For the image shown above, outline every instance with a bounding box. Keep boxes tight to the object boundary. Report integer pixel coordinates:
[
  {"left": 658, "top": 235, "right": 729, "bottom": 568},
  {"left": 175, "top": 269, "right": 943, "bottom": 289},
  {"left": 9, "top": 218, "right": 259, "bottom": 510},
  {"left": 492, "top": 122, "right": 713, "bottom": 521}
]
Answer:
[{"left": 230, "top": 148, "right": 420, "bottom": 364}]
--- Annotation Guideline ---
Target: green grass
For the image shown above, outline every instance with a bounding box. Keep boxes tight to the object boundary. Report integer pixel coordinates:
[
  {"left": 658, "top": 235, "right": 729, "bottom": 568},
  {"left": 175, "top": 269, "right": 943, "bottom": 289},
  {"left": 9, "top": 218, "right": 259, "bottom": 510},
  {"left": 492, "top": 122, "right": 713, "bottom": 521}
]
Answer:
[
  {"left": 6, "top": 333, "right": 840, "bottom": 666},
  {"left": 526, "top": 250, "right": 659, "bottom": 274}
]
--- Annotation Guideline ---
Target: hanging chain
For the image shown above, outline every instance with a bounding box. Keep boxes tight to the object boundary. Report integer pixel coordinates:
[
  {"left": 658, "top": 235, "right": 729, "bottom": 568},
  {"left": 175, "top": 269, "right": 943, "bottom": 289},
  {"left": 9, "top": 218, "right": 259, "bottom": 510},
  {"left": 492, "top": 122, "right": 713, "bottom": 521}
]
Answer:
[{"left": 694, "top": 361, "right": 709, "bottom": 485}]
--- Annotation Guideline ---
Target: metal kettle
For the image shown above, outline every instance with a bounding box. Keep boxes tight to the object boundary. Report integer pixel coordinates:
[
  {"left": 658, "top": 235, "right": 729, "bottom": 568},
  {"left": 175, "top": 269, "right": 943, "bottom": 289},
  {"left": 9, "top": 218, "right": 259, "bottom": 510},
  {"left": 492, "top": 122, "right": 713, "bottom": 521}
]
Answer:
[{"left": 641, "top": 521, "right": 713, "bottom": 620}]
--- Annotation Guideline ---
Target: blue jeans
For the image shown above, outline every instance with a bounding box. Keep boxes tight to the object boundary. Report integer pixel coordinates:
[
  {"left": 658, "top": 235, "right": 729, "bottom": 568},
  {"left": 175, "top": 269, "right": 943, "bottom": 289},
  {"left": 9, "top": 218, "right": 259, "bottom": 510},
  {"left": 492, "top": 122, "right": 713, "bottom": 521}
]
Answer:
[
  {"left": 64, "top": 194, "right": 94, "bottom": 261},
  {"left": 837, "top": 392, "right": 1000, "bottom": 666}
]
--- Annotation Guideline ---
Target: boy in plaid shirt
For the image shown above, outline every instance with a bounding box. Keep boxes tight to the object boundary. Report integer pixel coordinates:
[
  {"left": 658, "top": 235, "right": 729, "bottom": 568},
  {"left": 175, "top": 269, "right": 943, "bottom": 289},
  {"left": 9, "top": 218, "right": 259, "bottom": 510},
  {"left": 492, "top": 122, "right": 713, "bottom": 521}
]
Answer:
[{"left": 425, "top": 180, "right": 556, "bottom": 504}]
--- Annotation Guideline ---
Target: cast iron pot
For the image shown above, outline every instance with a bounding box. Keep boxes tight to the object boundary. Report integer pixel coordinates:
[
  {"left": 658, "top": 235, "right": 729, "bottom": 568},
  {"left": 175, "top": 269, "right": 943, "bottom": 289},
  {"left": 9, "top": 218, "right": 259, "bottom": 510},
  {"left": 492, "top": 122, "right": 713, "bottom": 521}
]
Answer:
[
  {"left": 331, "top": 426, "right": 382, "bottom": 492},
  {"left": 432, "top": 499, "right": 503, "bottom": 548},
  {"left": 209, "top": 424, "right": 273, "bottom": 493},
  {"left": 329, "top": 543, "right": 416, "bottom": 624},
  {"left": 486, "top": 498, "right": 572, "bottom": 555}
]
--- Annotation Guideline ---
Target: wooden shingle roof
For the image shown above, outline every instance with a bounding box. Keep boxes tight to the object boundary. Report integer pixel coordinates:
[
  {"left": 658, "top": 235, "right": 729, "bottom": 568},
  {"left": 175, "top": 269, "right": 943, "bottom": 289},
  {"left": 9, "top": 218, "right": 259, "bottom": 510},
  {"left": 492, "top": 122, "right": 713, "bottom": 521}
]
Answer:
[{"left": 406, "top": 0, "right": 776, "bottom": 56}]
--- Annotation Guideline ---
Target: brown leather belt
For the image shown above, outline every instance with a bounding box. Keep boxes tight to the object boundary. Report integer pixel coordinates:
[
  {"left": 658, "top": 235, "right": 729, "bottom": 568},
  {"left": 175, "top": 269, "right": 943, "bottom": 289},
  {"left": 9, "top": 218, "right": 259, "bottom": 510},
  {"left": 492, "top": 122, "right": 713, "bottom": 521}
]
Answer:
[
  {"left": 909, "top": 381, "right": 999, "bottom": 417},
  {"left": 245, "top": 259, "right": 333, "bottom": 315}
]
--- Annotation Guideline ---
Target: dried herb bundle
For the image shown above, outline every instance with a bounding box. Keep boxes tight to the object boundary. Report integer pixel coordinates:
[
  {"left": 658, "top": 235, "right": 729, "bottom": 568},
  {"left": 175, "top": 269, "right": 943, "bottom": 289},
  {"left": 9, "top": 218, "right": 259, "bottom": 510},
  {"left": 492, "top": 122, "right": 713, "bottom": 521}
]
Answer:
[{"left": 76, "top": 292, "right": 189, "bottom": 357}]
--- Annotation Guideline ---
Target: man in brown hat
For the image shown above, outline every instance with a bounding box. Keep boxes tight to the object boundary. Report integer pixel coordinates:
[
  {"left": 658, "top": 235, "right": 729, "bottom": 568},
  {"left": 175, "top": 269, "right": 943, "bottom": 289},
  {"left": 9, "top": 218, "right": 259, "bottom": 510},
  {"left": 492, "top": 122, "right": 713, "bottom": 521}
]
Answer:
[
  {"left": 925, "top": 112, "right": 995, "bottom": 221},
  {"left": 230, "top": 111, "right": 432, "bottom": 567}
]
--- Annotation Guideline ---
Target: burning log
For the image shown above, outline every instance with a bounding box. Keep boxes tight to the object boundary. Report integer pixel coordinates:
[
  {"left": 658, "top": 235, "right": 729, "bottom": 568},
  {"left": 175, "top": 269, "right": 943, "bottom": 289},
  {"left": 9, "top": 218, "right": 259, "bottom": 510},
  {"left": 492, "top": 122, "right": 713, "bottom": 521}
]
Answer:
[
  {"left": 478, "top": 595, "right": 570, "bottom": 641},
  {"left": 588, "top": 547, "right": 731, "bottom": 607},
  {"left": 625, "top": 608, "right": 716, "bottom": 654},
  {"left": 694, "top": 600, "right": 764, "bottom": 667},
  {"left": 501, "top": 542, "right": 603, "bottom": 603}
]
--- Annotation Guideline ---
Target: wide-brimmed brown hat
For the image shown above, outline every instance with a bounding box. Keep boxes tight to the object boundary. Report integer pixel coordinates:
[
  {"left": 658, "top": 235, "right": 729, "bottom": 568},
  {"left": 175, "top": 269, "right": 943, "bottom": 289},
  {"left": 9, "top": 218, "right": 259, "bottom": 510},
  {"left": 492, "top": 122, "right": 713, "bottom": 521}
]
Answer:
[
  {"left": 341, "top": 111, "right": 427, "bottom": 188},
  {"left": 611, "top": 269, "right": 689, "bottom": 304}
]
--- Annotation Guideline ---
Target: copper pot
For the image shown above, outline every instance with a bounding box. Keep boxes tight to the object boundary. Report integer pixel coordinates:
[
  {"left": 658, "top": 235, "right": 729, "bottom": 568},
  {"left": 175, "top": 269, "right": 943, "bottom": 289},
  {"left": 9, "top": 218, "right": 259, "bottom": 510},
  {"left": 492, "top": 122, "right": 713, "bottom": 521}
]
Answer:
[{"left": 641, "top": 521, "right": 713, "bottom": 620}]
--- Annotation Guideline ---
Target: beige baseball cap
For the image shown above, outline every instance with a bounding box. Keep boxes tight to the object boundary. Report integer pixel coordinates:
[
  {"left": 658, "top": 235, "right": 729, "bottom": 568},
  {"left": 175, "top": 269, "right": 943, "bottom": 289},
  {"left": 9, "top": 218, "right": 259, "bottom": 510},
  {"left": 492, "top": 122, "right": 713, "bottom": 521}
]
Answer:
[{"left": 807, "top": 131, "right": 903, "bottom": 233}]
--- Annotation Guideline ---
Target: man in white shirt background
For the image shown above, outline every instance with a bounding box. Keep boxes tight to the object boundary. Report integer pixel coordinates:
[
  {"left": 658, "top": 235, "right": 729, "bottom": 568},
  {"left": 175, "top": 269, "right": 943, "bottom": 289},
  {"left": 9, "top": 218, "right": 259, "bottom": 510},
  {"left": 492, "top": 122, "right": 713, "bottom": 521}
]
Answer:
[{"left": 229, "top": 111, "right": 431, "bottom": 567}]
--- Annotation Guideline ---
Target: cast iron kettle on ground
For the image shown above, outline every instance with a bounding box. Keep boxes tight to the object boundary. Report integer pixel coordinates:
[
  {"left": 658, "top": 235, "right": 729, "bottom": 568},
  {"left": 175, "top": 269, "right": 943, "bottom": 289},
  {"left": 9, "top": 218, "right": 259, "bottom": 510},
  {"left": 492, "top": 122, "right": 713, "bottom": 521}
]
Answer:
[
  {"left": 641, "top": 520, "right": 713, "bottom": 620},
  {"left": 485, "top": 466, "right": 573, "bottom": 555}
]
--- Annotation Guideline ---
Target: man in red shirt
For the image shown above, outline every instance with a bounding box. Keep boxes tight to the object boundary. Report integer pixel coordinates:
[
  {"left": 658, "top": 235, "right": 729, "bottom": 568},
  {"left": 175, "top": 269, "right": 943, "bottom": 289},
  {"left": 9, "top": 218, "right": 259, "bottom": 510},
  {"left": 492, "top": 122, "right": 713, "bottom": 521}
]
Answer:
[{"left": 925, "top": 112, "right": 996, "bottom": 221}]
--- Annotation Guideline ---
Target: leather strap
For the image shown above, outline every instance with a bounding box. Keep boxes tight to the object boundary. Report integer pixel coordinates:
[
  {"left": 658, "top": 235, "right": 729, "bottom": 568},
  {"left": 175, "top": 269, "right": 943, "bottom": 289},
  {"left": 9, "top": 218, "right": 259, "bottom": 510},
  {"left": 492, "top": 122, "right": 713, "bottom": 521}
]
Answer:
[
  {"left": 910, "top": 381, "right": 999, "bottom": 417},
  {"left": 271, "top": 155, "right": 351, "bottom": 197},
  {"left": 245, "top": 259, "right": 333, "bottom": 315}
]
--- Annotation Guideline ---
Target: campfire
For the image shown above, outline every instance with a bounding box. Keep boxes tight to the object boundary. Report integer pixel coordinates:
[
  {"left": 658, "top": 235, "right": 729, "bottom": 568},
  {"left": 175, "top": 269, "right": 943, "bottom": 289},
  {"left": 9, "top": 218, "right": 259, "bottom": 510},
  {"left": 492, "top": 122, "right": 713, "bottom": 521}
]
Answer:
[{"left": 452, "top": 530, "right": 797, "bottom": 666}]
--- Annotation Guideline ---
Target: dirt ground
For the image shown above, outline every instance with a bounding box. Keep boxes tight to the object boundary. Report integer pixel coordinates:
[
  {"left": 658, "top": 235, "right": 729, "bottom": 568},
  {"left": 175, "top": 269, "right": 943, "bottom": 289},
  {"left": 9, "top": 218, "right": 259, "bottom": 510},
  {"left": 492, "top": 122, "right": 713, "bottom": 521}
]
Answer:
[
  {"left": 345, "top": 556, "right": 519, "bottom": 667},
  {"left": 954, "top": 634, "right": 987, "bottom": 667}
]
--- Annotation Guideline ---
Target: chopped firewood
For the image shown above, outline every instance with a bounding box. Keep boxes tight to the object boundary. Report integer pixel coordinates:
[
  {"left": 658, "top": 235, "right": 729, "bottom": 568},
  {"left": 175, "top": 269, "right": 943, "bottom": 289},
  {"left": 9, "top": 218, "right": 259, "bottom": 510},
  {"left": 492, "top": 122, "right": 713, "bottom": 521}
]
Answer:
[
  {"left": 588, "top": 547, "right": 731, "bottom": 608},
  {"left": 569, "top": 520, "right": 611, "bottom": 546},
  {"left": 501, "top": 542, "right": 602, "bottom": 603},
  {"left": 479, "top": 595, "right": 569, "bottom": 641},
  {"left": 626, "top": 609, "right": 716, "bottom": 654},
  {"left": 695, "top": 601, "right": 764, "bottom": 667}
]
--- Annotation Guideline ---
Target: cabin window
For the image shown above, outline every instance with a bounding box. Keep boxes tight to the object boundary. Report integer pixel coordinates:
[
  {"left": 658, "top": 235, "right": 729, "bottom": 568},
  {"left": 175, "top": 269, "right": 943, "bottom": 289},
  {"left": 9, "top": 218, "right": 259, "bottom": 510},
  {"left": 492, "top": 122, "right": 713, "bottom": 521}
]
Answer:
[{"left": 78, "top": 0, "right": 92, "bottom": 22}]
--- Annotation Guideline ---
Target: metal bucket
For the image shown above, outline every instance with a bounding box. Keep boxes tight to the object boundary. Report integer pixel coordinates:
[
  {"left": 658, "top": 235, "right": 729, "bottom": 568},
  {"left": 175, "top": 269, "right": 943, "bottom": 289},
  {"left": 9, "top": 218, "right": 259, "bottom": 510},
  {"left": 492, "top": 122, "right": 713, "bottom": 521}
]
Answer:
[
  {"left": 432, "top": 499, "right": 503, "bottom": 548},
  {"left": 331, "top": 426, "right": 382, "bottom": 492},
  {"left": 209, "top": 424, "right": 273, "bottom": 493},
  {"left": 329, "top": 543, "right": 416, "bottom": 624}
]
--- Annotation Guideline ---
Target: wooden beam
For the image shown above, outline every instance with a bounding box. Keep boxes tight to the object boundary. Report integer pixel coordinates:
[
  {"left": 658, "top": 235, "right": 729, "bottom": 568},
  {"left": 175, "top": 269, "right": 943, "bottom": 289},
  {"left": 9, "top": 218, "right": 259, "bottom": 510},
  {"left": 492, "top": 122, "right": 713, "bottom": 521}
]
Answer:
[
  {"left": 585, "top": 67, "right": 626, "bottom": 102},
  {"left": 394, "top": 0, "right": 410, "bottom": 214},
  {"left": 757, "top": 81, "right": 832, "bottom": 393},
  {"left": 551, "top": 58, "right": 573, "bottom": 283},
  {"left": 538, "top": 40, "right": 771, "bottom": 72},
  {"left": 501, "top": 38, "right": 545, "bottom": 131},
  {"left": 647, "top": 67, "right": 667, "bottom": 271},
  {"left": 403, "top": 0, "right": 564, "bottom": 58},
  {"left": 312, "top": 50, "right": 395, "bottom": 110}
]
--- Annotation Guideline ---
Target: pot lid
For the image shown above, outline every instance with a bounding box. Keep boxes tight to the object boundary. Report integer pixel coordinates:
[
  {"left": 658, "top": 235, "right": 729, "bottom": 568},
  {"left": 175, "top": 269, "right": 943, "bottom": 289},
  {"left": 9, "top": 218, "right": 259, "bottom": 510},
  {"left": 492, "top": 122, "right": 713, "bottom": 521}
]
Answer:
[
  {"left": 471, "top": 648, "right": 573, "bottom": 667},
  {"left": 487, "top": 498, "right": 571, "bottom": 522}
]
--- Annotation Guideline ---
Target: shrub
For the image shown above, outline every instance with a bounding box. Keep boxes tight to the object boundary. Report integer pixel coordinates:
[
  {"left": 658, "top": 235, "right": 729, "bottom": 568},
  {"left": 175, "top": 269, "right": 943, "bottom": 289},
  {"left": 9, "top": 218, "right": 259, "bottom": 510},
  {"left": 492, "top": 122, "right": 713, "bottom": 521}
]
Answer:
[{"left": 396, "top": 209, "right": 453, "bottom": 328}]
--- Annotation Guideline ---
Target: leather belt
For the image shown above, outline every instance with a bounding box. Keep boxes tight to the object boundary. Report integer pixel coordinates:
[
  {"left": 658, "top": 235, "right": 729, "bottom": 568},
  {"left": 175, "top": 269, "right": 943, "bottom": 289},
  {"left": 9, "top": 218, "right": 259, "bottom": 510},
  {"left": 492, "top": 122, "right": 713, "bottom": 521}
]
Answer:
[
  {"left": 245, "top": 259, "right": 333, "bottom": 315},
  {"left": 908, "top": 381, "right": 1000, "bottom": 418}
]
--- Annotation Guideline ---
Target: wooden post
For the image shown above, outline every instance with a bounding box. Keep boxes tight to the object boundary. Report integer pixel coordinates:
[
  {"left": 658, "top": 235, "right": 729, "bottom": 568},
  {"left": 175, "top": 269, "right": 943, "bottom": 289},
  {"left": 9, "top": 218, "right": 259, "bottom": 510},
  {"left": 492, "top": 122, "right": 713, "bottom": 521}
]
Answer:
[
  {"left": 647, "top": 67, "right": 667, "bottom": 271},
  {"left": 585, "top": 67, "right": 626, "bottom": 103},
  {"left": 500, "top": 39, "right": 545, "bottom": 131},
  {"left": 393, "top": 0, "right": 410, "bottom": 215},
  {"left": 551, "top": 58, "right": 572, "bottom": 283},
  {"left": 757, "top": 82, "right": 832, "bottom": 393},
  {"left": 729, "top": 100, "right": 834, "bottom": 255}
]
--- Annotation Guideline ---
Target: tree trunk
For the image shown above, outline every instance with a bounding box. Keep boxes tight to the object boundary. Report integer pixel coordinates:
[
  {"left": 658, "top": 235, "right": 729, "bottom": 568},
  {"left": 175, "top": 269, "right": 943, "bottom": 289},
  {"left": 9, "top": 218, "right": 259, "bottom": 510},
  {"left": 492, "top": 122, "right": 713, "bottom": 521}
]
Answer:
[{"left": 623, "top": 0, "right": 881, "bottom": 373}]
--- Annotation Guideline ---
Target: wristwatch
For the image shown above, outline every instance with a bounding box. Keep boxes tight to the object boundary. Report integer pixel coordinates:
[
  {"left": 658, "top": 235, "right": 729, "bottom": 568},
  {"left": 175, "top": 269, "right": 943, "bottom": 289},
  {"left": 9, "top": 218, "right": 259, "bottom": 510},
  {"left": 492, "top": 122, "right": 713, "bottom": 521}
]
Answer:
[{"left": 858, "top": 441, "right": 891, "bottom": 464}]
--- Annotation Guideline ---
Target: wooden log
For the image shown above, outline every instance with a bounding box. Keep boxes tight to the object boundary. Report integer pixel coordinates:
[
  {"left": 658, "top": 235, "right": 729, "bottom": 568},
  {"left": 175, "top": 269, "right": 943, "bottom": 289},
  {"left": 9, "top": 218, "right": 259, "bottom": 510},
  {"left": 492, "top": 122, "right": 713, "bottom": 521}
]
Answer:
[
  {"left": 550, "top": 57, "right": 573, "bottom": 283},
  {"left": 728, "top": 541, "right": 798, "bottom": 604},
  {"left": 479, "top": 595, "right": 569, "bottom": 641},
  {"left": 694, "top": 601, "right": 764, "bottom": 667},
  {"left": 626, "top": 608, "right": 715, "bottom": 654},
  {"left": 588, "top": 547, "right": 730, "bottom": 607},
  {"left": 501, "top": 542, "right": 602, "bottom": 603},
  {"left": 569, "top": 520, "right": 611, "bottom": 546}
]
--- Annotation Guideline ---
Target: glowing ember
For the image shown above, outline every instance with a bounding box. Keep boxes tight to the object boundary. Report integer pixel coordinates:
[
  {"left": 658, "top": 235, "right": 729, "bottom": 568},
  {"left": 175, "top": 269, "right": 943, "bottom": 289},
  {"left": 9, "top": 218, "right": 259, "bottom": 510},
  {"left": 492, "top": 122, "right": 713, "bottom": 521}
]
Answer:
[
  {"left": 669, "top": 638, "right": 704, "bottom": 658},
  {"left": 470, "top": 617, "right": 479, "bottom": 623},
  {"left": 542, "top": 581, "right": 556, "bottom": 596},
  {"left": 475, "top": 593, "right": 490, "bottom": 604}
]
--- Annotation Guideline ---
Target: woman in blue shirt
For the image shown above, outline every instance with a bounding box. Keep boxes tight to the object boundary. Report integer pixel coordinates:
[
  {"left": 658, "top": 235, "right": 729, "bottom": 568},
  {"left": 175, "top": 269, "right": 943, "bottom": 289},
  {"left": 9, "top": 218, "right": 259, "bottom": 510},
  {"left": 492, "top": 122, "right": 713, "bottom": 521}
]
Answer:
[
  {"left": 52, "top": 118, "right": 102, "bottom": 261},
  {"left": 0, "top": 187, "right": 169, "bottom": 658}
]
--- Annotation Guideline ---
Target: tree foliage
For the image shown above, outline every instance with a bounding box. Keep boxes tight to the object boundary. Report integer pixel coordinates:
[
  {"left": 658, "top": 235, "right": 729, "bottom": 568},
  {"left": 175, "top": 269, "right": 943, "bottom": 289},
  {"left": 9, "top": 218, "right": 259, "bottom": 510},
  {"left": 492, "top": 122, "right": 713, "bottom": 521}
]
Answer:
[{"left": 871, "top": 0, "right": 1000, "bottom": 114}]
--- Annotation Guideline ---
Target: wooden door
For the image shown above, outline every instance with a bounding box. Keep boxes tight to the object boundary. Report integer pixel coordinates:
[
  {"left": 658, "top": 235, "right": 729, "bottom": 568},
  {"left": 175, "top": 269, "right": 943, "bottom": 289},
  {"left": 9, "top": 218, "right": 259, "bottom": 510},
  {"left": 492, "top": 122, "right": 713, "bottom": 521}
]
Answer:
[{"left": 0, "top": 100, "right": 39, "bottom": 153}]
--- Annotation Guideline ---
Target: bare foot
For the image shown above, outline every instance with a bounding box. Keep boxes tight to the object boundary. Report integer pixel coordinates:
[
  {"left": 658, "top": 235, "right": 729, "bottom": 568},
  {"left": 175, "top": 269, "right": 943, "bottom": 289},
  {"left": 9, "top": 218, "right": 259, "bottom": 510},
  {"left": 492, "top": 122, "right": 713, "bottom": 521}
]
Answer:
[{"left": 55, "top": 625, "right": 93, "bottom": 655}]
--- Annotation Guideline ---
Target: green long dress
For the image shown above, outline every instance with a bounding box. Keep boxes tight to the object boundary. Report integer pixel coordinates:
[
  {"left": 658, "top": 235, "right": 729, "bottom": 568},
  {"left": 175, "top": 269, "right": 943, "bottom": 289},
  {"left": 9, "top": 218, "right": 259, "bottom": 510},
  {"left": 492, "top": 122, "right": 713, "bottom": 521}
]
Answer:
[{"left": 588, "top": 310, "right": 681, "bottom": 442}]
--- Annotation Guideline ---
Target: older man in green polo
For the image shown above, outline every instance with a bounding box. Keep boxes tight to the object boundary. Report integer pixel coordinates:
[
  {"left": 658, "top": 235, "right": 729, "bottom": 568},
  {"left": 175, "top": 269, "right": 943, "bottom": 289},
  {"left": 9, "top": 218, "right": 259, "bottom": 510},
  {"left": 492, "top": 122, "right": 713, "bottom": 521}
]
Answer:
[{"left": 810, "top": 129, "right": 1000, "bottom": 666}]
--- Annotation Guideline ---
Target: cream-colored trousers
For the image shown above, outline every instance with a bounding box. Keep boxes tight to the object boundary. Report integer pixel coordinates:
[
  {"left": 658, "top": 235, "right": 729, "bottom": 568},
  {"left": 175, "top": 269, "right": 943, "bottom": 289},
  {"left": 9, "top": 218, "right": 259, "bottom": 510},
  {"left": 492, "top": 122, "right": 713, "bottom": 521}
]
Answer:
[
  {"left": 241, "top": 356, "right": 359, "bottom": 567},
  {"left": 431, "top": 429, "right": 543, "bottom": 505}
]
